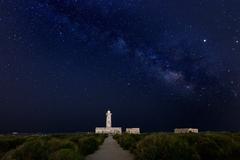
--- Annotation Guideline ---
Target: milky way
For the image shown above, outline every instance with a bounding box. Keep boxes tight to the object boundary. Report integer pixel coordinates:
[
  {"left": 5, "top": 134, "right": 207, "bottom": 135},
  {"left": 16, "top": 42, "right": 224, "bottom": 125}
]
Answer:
[{"left": 0, "top": 0, "right": 240, "bottom": 132}]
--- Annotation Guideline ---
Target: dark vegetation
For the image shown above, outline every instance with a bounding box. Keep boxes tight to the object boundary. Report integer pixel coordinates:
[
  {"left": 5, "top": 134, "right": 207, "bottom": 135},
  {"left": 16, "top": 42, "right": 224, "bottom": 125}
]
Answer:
[
  {"left": 0, "top": 133, "right": 106, "bottom": 160},
  {"left": 114, "top": 133, "right": 240, "bottom": 160}
]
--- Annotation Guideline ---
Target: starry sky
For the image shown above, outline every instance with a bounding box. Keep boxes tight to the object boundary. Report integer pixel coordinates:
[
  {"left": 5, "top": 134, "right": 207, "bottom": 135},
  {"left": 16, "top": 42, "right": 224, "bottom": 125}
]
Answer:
[{"left": 0, "top": 0, "right": 240, "bottom": 133}]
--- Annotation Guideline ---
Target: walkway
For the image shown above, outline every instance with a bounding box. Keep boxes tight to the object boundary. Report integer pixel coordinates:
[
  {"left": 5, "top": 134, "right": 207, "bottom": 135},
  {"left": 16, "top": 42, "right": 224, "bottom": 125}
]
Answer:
[{"left": 86, "top": 136, "right": 134, "bottom": 160}]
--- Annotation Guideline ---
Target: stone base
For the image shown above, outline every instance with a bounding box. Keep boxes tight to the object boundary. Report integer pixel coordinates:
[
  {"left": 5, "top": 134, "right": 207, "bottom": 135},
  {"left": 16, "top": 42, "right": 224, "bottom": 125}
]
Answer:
[
  {"left": 174, "top": 128, "right": 199, "bottom": 133},
  {"left": 95, "top": 127, "right": 122, "bottom": 134}
]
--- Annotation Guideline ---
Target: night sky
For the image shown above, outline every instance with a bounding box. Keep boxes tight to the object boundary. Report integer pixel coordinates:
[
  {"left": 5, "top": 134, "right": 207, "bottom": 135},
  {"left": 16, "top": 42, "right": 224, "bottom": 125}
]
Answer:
[{"left": 0, "top": 0, "right": 240, "bottom": 133}]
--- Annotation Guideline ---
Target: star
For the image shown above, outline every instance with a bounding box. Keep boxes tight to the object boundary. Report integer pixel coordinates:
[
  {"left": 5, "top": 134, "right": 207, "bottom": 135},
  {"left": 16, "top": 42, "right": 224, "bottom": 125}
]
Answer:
[{"left": 0, "top": 0, "right": 240, "bottom": 132}]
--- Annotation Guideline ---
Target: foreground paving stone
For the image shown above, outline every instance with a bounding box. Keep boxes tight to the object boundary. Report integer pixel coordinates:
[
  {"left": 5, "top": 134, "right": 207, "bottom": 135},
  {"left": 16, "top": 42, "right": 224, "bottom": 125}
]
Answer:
[{"left": 86, "top": 136, "right": 134, "bottom": 160}]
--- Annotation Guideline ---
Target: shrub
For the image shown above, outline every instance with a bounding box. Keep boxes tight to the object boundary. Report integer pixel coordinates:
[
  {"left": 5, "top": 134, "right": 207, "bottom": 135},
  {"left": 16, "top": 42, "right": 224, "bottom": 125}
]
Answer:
[
  {"left": 196, "top": 134, "right": 240, "bottom": 160},
  {"left": 49, "top": 149, "right": 84, "bottom": 160},
  {"left": 77, "top": 136, "right": 99, "bottom": 155},
  {"left": 116, "top": 133, "right": 240, "bottom": 160},
  {"left": 0, "top": 136, "right": 26, "bottom": 158},
  {"left": 94, "top": 134, "right": 107, "bottom": 145},
  {"left": 0, "top": 134, "right": 106, "bottom": 159},
  {"left": 114, "top": 134, "right": 143, "bottom": 152},
  {"left": 135, "top": 134, "right": 200, "bottom": 160},
  {"left": 11, "top": 139, "right": 49, "bottom": 160},
  {"left": 47, "top": 138, "right": 78, "bottom": 153},
  {"left": 1, "top": 149, "right": 16, "bottom": 160}
]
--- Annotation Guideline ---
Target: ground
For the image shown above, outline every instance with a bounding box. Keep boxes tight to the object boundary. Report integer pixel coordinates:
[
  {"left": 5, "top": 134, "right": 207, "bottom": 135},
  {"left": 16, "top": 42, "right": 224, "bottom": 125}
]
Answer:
[{"left": 86, "top": 136, "right": 134, "bottom": 160}]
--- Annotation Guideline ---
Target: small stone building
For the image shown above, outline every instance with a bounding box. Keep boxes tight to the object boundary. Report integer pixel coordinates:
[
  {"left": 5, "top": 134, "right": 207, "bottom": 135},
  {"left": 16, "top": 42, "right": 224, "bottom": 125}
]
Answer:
[
  {"left": 126, "top": 128, "right": 140, "bottom": 134},
  {"left": 174, "top": 128, "right": 199, "bottom": 133}
]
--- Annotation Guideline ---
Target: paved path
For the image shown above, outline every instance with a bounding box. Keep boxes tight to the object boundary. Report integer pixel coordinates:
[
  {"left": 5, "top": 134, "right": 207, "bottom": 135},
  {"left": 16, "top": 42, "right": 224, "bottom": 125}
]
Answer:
[{"left": 86, "top": 136, "right": 134, "bottom": 160}]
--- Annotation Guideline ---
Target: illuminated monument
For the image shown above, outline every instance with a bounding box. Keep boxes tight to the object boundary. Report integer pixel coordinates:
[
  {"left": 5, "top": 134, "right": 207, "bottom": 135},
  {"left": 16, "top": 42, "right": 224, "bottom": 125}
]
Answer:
[
  {"left": 106, "top": 110, "right": 112, "bottom": 128},
  {"left": 95, "top": 110, "right": 122, "bottom": 134}
]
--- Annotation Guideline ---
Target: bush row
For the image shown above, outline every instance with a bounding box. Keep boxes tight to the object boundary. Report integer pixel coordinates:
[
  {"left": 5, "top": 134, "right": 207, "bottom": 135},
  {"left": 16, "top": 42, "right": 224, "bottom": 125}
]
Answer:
[
  {"left": 113, "top": 134, "right": 146, "bottom": 152},
  {"left": 114, "top": 133, "right": 240, "bottom": 160},
  {"left": 0, "top": 136, "right": 27, "bottom": 158},
  {"left": 0, "top": 134, "right": 106, "bottom": 160}
]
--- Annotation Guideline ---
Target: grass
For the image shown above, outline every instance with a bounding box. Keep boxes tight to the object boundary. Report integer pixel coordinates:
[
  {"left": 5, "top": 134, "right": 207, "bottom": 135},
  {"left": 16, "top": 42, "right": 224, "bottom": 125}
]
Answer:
[
  {"left": 0, "top": 133, "right": 106, "bottom": 160},
  {"left": 114, "top": 133, "right": 240, "bottom": 160}
]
